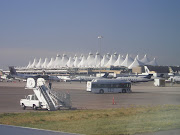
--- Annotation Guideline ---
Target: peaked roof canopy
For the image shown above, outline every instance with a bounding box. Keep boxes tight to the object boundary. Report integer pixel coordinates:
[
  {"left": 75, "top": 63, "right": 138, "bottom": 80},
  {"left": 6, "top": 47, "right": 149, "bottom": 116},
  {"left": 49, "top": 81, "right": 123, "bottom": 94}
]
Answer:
[
  {"left": 26, "top": 53, "right": 158, "bottom": 69},
  {"left": 121, "top": 54, "right": 134, "bottom": 67},
  {"left": 128, "top": 57, "right": 144, "bottom": 69}
]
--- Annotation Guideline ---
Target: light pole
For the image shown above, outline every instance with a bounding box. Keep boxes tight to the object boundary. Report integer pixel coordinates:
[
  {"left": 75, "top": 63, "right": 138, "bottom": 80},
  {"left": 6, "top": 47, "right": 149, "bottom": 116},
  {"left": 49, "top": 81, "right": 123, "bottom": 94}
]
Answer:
[{"left": 98, "top": 36, "right": 103, "bottom": 76}]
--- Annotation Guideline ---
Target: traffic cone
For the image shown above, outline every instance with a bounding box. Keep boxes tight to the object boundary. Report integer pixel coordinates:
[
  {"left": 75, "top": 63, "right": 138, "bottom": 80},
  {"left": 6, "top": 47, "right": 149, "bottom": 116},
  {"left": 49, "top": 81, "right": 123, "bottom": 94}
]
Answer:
[{"left": 112, "top": 96, "right": 116, "bottom": 105}]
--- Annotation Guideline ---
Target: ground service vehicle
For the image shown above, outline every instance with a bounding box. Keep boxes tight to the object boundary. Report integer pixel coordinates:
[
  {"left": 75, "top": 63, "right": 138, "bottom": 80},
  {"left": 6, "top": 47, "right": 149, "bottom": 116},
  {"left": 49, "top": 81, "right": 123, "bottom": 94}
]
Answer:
[
  {"left": 20, "top": 94, "right": 41, "bottom": 110},
  {"left": 87, "top": 79, "right": 131, "bottom": 94},
  {"left": 20, "top": 78, "right": 72, "bottom": 111}
]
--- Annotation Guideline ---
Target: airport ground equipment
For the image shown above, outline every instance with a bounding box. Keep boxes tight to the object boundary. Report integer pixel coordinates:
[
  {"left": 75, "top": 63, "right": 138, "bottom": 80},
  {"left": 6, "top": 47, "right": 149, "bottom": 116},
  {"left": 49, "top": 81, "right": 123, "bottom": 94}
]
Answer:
[
  {"left": 20, "top": 78, "right": 71, "bottom": 110},
  {"left": 154, "top": 78, "right": 165, "bottom": 87}
]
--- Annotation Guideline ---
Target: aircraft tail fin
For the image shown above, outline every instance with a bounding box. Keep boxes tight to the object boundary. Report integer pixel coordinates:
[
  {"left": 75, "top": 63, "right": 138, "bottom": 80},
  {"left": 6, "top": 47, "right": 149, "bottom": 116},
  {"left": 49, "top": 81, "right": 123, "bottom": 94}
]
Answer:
[
  {"left": 9, "top": 66, "right": 17, "bottom": 75},
  {"left": 102, "top": 72, "right": 109, "bottom": 78},
  {"left": 144, "top": 66, "right": 150, "bottom": 74},
  {"left": 169, "top": 67, "right": 175, "bottom": 74}
]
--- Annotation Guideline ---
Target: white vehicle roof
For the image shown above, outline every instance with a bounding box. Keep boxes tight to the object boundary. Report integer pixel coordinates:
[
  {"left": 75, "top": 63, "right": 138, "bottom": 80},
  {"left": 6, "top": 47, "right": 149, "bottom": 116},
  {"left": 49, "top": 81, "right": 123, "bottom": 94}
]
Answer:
[{"left": 91, "top": 79, "right": 130, "bottom": 84}]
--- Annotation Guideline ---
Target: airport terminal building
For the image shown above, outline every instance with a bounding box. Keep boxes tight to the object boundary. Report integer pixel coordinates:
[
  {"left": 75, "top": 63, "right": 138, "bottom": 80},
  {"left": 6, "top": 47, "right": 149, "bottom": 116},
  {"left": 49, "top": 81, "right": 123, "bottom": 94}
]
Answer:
[
  {"left": 24, "top": 53, "right": 158, "bottom": 70},
  {"left": 7, "top": 52, "right": 180, "bottom": 77},
  {"left": 11, "top": 52, "right": 165, "bottom": 77},
  {"left": 3, "top": 52, "right": 180, "bottom": 79}
]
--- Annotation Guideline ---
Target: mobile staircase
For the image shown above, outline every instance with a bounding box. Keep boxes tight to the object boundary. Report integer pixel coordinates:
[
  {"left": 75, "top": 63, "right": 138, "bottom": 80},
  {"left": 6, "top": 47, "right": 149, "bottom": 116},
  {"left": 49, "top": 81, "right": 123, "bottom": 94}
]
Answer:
[{"left": 25, "top": 78, "right": 72, "bottom": 111}]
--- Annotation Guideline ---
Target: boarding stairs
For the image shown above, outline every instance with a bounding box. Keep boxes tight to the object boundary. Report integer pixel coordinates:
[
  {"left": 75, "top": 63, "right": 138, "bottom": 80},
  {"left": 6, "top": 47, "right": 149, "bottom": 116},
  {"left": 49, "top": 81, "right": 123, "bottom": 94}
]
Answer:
[
  {"left": 49, "top": 90, "right": 72, "bottom": 109},
  {"left": 27, "top": 78, "right": 72, "bottom": 111},
  {"left": 38, "top": 85, "right": 56, "bottom": 111}
]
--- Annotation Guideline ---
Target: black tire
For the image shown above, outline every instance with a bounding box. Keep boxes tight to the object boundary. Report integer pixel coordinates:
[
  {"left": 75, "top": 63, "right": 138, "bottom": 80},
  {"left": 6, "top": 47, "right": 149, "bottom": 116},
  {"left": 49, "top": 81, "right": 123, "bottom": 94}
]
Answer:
[
  {"left": 33, "top": 105, "right": 37, "bottom": 110},
  {"left": 122, "top": 89, "right": 126, "bottom": 93},
  {"left": 22, "top": 104, "right": 26, "bottom": 110},
  {"left": 99, "top": 89, "right": 104, "bottom": 94}
]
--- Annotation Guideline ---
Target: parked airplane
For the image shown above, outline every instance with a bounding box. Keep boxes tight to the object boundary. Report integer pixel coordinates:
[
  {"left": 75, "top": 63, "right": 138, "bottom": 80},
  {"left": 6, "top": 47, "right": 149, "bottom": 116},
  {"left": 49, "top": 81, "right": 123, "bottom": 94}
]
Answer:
[
  {"left": 116, "top": 74, "right": 153, "bottom": 83},
  {"left": 57, "top": 76, "right": 71, "bottom": 82},
  {"left": 117, "top": 73, "right": 153, "bottom": 78},
  {"left": 9, "top": 66, "right": 60, "bottom": 81},
  {"left": 72, "top": 73, "right": 109, "bottom": 81},
  {"left": 0, "top": 70, "right": 14, "bottom": 80},
  {"left": 141, "top": 66, "right": 166, "bottom": 79},
  {"left": 168, "top": 76, "right": 180, "bottom": 83}
]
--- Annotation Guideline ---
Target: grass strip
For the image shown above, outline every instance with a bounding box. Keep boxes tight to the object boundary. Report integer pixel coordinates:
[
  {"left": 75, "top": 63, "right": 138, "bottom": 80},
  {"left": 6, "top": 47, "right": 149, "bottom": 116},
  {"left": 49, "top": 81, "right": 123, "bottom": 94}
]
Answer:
[{"left": 0, "top": 105, "right": 180, "bottom": 135}]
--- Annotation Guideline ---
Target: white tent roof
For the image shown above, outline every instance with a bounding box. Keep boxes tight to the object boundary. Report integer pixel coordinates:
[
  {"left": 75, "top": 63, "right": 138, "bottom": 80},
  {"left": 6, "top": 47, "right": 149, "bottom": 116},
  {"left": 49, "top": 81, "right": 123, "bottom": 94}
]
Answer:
[
  {"left": 66, "top": 57, "right": 74, "bottom": 67},
  {"left": 94, "top": 52, "right": 102, "bottom": 67},
  {"left": 78, "top": 55, "right": 87, "bottom": 67},
  {"left": 114, "top": 54, "right": 124, "bottom": 66},
  {"left": 36, "top": 58, "right": 43, "bottom": 68},
  {"left": 61, "top": 54, "right": 69, "bottom": 67},
  {"left": 73, "top": 55, "right": 81, "bottom": 67},
  {"left": 26, "top": 61, "right": 32, "bottom": 68},
  {"left": 100, "top": 55, "right": 109, "bottom": 67},
  {"left": 136, "top": 55, "right": 141, "bottom": 61},
  {"left": 140, "top": 54, "right": 150, "bottom": 64},
  {"left": 105, "top": 53, "right": 118, "bottom": 67},
  {"left": 86, "top": 52, "right": 95, "bottom": 67},
  {"left": 30, "top": 58, "right": 38, "bottom": 68},
  {"left": 106, "top": 53, "right": 111, "bottom": 59},
  {"left": 79, "top": 54, "right": 84, "bottom": 61},
  {"left": 42, "top": 58, "right": 49, "bottom": 68},
  {"left": 53, "top": 54, "right": 62, "bottom": 68},
  {"left": 147, "top": 58, "right": 158, "bottom": 66},
  {"left": 25, "top": 53, "right": 159, "bottom": 69},
  {"left": 47, "top": 57, "right": 55, "bottom": 68},
  {"left": 113, "top": 52, "right": 118, "bottom": 59},
  {"left": 128, "top": 57, "right": 144, "bottom": 69},
  {"left": 121, "top": 54, "right": 134, "bottom": 67}
]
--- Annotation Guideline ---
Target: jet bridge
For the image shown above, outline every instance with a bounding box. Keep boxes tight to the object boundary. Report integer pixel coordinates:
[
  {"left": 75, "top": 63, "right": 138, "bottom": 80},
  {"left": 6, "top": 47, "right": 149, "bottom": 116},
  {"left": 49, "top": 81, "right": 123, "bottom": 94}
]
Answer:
[{"left": 26, "top": 78, "right": 72, "bottom": 110}]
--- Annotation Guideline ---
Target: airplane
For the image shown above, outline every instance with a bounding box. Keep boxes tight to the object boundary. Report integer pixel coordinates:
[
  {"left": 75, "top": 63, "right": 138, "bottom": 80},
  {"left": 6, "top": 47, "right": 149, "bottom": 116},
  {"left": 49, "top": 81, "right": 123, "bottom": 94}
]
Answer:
[
  {"left": 116, "top": 73, "right": 153, "bottom": 78},
  {"left": 168, "top": 66, "right": 180, "bottom": 76},
  {"left": 9, "top": 66, "right": 60, "bottom": 81},
  {"left": 116, "top": 74, "right": 153, "bottom": 83},
  {"left": 167, "top": 75, "right": 180, "bottom": 84},
  {"left": 57, "top": 76, "right": 71, "bottom": 82},
  {"left": 137, "top": 65, "right": 167, "bottom": 79},
  {"left": 72, "top": 73, "right": 109, "bottom": 82},
  {"left": 0, "top": 69, "right": 15, "bottom": 81}
]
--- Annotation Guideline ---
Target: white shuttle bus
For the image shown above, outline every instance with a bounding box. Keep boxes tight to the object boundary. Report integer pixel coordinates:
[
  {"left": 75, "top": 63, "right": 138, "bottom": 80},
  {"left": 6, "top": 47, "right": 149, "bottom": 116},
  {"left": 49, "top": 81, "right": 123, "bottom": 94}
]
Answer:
[{"left": 87, "top": 79, "right": 131, "bottom": 94}]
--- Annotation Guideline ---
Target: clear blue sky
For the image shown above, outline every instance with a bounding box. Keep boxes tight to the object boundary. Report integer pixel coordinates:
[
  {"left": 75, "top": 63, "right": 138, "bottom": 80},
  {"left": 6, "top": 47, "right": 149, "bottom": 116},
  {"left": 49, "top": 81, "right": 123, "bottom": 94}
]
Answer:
[{"left": 0, "top": 0, "right": 180, "bottom": 69}]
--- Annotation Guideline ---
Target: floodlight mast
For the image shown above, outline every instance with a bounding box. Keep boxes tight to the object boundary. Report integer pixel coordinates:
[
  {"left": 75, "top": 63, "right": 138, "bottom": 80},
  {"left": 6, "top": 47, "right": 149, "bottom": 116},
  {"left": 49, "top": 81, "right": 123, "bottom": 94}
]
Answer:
[{"left": 98, "top": 36, "right": 103, "bottom": 76}]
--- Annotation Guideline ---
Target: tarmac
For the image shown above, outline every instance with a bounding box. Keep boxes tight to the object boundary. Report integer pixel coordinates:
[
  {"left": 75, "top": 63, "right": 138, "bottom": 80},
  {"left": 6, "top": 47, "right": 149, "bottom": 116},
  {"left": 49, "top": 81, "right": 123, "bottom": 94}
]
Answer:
[
  {"left": 0, "top": 81, "right": 180, "bottom": 135},
  {"left": 0, "top": 81, "right": 180, "bottom": 112}
]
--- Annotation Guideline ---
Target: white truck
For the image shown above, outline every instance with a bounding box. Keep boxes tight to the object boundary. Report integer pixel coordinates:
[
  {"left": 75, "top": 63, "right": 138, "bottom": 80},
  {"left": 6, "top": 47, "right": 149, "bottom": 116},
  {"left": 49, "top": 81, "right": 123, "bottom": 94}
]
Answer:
[
  {"left": 20, "top": 78, "right": 72, "bottom": 111},
  {"left": 20, "top": 94, "right": 42, "bottom": 110}
]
